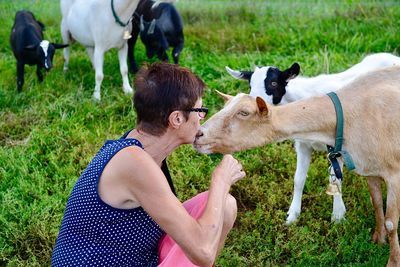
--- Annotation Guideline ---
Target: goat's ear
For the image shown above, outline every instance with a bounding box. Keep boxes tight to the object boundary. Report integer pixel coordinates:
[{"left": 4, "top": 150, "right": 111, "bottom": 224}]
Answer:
[
  {"left": 215, "top": 90, "right": 233, "bottom": 102},
  {"left": 256, "top": 97, "right": 269, "bottom": 117},
  {"left": 24, "top": 44, "right": 37, "bottom": 51},
  {"left": 52, "top": 43, "right": 69, "bottom": 49},
  {"left": 151, "top": 0, "right": 175, "bottom": 9},
  {"left": 225, "top": 66, "right": 253, "bottom": 81},
  {"left": 140, "top": 15, "right": 145, "bottom": 32},
  {"left": 283, "top": 63, "right": 300, "bottom": 81},
  {"left": 37, "top": 20, "right": 45, "bottom": 31},
  {"left": 148, "top": 19, "right": 156, "bottom": 35}
]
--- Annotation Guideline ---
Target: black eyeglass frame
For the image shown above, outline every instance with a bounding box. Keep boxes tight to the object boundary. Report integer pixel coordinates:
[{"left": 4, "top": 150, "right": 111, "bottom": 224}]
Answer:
[{"left": 184, "top": 107, "right": 209, "bottom": 118}]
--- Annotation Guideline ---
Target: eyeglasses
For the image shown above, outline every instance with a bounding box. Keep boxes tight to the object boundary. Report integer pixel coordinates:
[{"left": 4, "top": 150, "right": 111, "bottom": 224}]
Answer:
[{"left": 184, "top": 107, "right": 209, "bottom": 119}]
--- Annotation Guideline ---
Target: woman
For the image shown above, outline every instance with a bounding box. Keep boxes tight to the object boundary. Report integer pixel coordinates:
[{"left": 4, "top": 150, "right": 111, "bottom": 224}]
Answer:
[{"left": 52, "top": 63, "right": 246, "bottom": 266}]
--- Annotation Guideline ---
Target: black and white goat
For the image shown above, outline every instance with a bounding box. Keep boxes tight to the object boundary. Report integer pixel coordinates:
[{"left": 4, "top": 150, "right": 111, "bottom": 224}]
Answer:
[
  {"left": 10, "top": 10, "right": 67, "bottom": 92},
  {"left": 127, "top": 0, "right": 183, "bottom": 73},
  {"left": 226, "top": 53, "right": 400, "bottom": 224}
]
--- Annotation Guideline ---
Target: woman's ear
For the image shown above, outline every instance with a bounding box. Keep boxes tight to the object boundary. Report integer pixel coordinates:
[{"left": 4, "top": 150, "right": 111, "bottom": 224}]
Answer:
[{"left": 169, "top": 111, "right": 183, "bottom": 129}]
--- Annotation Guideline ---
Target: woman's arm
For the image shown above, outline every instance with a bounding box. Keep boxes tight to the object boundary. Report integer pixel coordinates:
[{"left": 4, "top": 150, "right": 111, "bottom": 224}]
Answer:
[{"left": 116, "top": 146, "right": 245, "bottom": 266}]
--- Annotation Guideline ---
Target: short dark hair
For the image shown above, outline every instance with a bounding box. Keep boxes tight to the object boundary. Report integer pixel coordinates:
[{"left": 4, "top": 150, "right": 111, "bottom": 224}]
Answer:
[{"left": 133, "top": 63, "right": 206, "bottom": 136}]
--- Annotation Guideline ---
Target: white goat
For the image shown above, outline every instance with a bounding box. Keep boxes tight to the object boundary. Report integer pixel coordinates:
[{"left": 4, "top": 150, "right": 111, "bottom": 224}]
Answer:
[
  {"left": 226, "top": 53, "right": 400, "bottom": 224},
  {"left": 60, "top": 0, "right": 173, "bottom": 100},
  {"left": 194, "top": 66, "right": 400, "bottom": 267}
]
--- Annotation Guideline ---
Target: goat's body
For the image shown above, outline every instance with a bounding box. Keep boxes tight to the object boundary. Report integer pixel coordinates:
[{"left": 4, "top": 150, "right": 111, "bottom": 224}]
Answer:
[
  {"left": 10, "top": 10, "right": 66, "bottom": 91},
  {"left": 233, "top": 53, "right": 400, "bottom": 224},
  {"left": 60, "top": 0, "right": 138, "bottom": 100},
  {"left": 277, "top": 74, "right": 400, "bottom": 177},
  {"left": 285, "top": 54, "right": 400, "bottom": 223},
  {"left": 131, "top": 1, "right": 183, "bottom": 72},
  {"left": 195, "top": 66, "right": 400, "bottom": 266},
  {"left": 282, "top": 53, "right": 400, "bottom": 104}
]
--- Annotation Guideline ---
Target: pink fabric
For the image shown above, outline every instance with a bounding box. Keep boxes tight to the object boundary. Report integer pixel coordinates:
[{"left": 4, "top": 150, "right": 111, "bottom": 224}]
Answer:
[{"left": 158, "top": 191, "right": 209, "bottom": 267}]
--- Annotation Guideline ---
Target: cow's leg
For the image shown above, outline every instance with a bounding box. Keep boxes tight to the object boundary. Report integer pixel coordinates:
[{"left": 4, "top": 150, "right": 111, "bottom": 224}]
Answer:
[
  {"left": 118, "top": 42, "right": 133, "bottom": 95},
  {"left": 61, "top": 18, "right": 71, "bottom": 71},
  {"left": 286, "top": 141, "right": 312, "bottom": 225},
  {"left": 384, "top": 178, "right": 400, "bottom": 266},
  {"left": 367, "top": 176, "right": 386, "bottom": 244},
  {"left": 92, "top": 47, "right": 105, "bottom": 101},
  {"left": 36, "top": 65, "right": 43, "bottom": 82},
  {"left": 16, "top": 61, "right": 24, "bottom": 92},
  {"left": 127, "top": 26, "right": 139, "bottom": 73},
  {"left": 332, "top": 159, "right": 346, "bottom": 223}
]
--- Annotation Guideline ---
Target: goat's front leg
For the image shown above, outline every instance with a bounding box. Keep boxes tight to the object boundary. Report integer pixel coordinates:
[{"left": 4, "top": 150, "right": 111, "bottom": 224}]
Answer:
[
  {"left": 118, "top": 42, "right": 133, "bottom": 95},
  {"left": 286, "top": 141, "right": 312, "bottom": 225},
  {"left": 331, "top": 159, "right": 346, "bottom": 223},
  {"left": 127, "top": 26, "right": 139, "bottom": 73},
  {"left": 36, "top": 65, "right": 43, "bottom": 82},
  {"left": 158, "top": 49, "right": 169, "bottom": 62},
  {"left": 92, "top": 47, "right": 105, "bottom": 101},
  {"left": 16, "top": 61, "right": 25, "bottom": 92},
  {"left": 86, "top": 47, "right": 95, "bottom": 69},
  {"left": 61, "top": 18, "right": 70, "bottom": 72},
  {"left": 367, "top": 176, "right": 386, "bottom": 244},
  {"left": 172, "top": 40, "right": 183, "bottom": 64},
  {"left": 384, "top": 178, "right": 400, "bottom": 267}
]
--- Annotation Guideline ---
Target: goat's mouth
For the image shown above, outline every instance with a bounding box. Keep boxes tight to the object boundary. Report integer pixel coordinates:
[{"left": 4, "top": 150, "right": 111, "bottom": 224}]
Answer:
[
  {"left": 193, "top": 140, "right": 236, "bottom": 154},
  {"left": 193, "top": 141, "right": 217, "bottom": 154}
]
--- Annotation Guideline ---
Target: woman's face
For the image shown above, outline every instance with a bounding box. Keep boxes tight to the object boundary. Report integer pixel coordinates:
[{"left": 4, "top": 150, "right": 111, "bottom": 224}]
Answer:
[{"left": 181, "top": 98, "right": 206, "bottom": 144}]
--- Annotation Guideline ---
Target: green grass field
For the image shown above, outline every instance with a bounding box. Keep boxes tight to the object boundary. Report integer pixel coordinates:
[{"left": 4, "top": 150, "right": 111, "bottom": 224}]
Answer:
[{"left": 1, "top": 0, "right": 400, "bottom": 266}]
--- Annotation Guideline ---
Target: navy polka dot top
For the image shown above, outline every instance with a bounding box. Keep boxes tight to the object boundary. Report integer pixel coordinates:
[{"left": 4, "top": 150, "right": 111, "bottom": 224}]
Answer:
[{"left": 52, "top": 133, "right": 168, "bottom": 266}]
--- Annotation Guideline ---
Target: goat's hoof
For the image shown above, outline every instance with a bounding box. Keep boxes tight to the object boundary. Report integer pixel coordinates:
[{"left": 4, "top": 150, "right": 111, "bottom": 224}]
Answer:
[
  {"left": 387, "top": 256, "right": 400, "bottom": 267},
  {"left": 331, "top": 214, "right": 346, "bottom": 224},
  {"left": 92, "top": 92, "right": 101, "bottom": 101},
  {"left": 285, "top": 213, "right": 299, "bottom": 225},
  {"left": 372, "top": 230, "right": 386, "bottom": 244},
  {"left": 123, "top": 86, "right": 133, "bottom": 95}
]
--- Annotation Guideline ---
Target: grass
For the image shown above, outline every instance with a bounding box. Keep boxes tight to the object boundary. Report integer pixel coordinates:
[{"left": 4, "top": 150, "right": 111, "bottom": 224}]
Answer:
[{"left": 1, "top": 0, "right": 400, "bottom": 266}]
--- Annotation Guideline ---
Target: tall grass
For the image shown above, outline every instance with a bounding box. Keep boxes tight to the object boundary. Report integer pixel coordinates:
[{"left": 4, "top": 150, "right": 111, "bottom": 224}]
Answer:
[{"left": 1, "top": 0, "right": 400, "bottom": 266}]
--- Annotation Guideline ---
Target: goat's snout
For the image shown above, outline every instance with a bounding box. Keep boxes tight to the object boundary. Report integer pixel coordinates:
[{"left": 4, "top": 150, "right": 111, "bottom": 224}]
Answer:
[
  {"left": 45, "top": 62, "right": 52, "bottom": 71},
  {"left": 195, "top": 130, "right": 204, "bottom": 139}
]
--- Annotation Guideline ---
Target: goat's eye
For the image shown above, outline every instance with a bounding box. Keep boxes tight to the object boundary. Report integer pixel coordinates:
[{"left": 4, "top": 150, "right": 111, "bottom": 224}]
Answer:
[
  {"left": 238, "top": 111, "right": 249, "bottom": 116},
  {"left": 271, "top": 81, "right": 278, "bottom": 87}
]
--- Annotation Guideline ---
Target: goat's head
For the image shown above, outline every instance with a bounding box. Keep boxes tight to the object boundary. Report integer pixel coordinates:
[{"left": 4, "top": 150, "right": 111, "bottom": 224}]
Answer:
[
  {"left": 140, "top": 16, "right": 167, "bottom": 59},
  {"left": 226, "top": 63, "right": 300, "bottom": 105},
  {"left": 24, "top": 40, "right": 68, "bottom": 71},
  {"left": 194, "top": 91, "right": 274, "bottom": 154}
]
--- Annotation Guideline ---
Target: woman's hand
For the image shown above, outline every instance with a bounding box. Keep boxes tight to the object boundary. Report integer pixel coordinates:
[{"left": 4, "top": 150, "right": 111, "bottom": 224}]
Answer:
[{"left": 212, "top": 154, "right": 246, "bottom": 186}]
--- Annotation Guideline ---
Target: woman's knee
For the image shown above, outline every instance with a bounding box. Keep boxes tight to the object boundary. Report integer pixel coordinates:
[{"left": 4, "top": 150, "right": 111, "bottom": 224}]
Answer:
[{"left": 224, "top": 194, "right": 237, "bottom": 228}]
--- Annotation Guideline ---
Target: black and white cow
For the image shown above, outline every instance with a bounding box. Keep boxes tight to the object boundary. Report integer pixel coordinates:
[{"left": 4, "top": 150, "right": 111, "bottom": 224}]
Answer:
[
  {"left": 10, "top": 10, "right": 67, "bottom": 92},
  {"left": 128, "top": 0, "right": 184, "bottom": 73}
]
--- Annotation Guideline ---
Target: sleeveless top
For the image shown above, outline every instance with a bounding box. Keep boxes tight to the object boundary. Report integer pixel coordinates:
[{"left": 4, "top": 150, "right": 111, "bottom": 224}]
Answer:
[{"left": 52, "top": 131, "right": 175, "bottom": 266}]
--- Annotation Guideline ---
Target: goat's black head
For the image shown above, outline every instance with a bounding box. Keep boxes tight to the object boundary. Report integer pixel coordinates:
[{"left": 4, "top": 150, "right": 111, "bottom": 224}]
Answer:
[
  {"left": 140, "top": 16, "right": 168, "bottom": 60},
  {"left": 226, "top": 63, "right": 300, "bottom": 105},
  {"left": 24, "top": 41, "right": 68, "bottom": 71}
]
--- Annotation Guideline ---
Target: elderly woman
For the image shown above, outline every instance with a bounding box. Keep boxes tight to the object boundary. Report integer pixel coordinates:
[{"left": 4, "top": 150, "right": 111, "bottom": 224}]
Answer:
[{"left": 52, "top": 63, "right": 246, "bottom": 267}]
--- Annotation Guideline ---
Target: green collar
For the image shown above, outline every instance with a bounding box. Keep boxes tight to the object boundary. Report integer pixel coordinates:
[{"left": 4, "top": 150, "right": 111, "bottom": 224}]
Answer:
[
  {"left": 111, "top": 0, "right": 131, "bottom": 27},
  {"left": 327, "top": 92, "right": 356, "bottom": 171}
]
